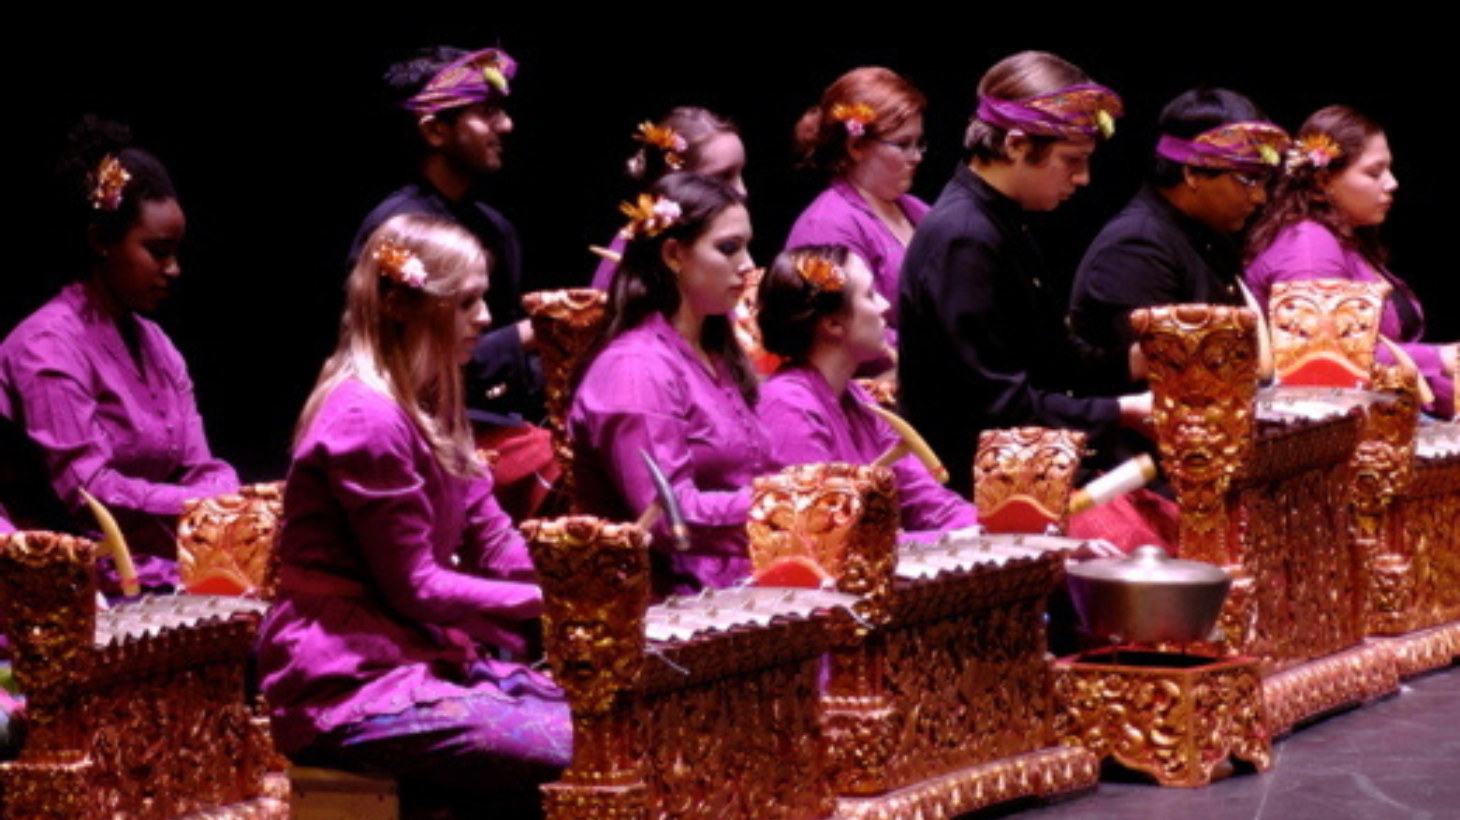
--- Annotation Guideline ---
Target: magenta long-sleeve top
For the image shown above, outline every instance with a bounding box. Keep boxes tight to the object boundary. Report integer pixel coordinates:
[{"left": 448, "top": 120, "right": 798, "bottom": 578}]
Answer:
[
  {"left": 1245, "top": 220, "right": 1453, "bottom": 417},
  {"left": 0, "top": 282, "right": 238, "bottom": 556},
  {"left": 256, "top": 377, "right": 548, "bottom": 755},
  {"left": 785, "top": 179, "right": 930, "bottom": 334},
  {"left": 568, "top": 312, "right": 771, "bottom": 594},
  {"left": 758, "top": 365, "right": 977, "bottom": 533}
]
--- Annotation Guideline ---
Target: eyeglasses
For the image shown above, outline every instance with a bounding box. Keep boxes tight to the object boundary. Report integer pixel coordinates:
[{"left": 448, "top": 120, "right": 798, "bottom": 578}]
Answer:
[
  {"left": 1229, "top": 170, "right": 1274, "bottom": 189},
  {"left": 877, "top": 137, "right": 928, "bottom": 158}
]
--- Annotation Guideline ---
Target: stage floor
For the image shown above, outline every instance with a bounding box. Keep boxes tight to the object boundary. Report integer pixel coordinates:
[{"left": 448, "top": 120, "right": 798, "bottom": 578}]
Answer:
[{"left": 982, "top": 661, "right": 1460, "bottom": 820}]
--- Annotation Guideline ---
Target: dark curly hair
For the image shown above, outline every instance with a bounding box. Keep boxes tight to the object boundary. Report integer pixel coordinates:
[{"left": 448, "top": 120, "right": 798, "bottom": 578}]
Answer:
[
  {"left": 58, "top": 115, "right": 177, "bottom": 258},
  {"left": 1245, "top": 105, "right": 1389, "bottom": 269}
]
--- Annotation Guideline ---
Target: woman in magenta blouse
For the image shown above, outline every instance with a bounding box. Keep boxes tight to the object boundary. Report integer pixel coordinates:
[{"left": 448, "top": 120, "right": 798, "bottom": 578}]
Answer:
[
  {"left": 590, "top": 107, "right": 746, "bottom": 291},
  {"left": 1246, "top": 105, "right": 1457, "bottom": 417},
  {"left": 0, "top": 117, "right": 237, "bottom": 581},
  {"left": 756, "top": 244, "right": 976, "bottom": 533},
  {"left": 257, "top": 214, "right": 569, "bottom": 817},
  {"left": 786, "top": 66, "right": 930, "bottom": 361},
  {"left": 570, "top": 172, "right": 769, "bottom": 595}
]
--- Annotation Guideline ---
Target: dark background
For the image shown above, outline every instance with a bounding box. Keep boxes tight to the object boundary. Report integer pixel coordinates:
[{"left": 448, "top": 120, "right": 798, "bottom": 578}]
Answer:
[{"left": 6, "top": 18, "right": 1451, "bottom": 480}]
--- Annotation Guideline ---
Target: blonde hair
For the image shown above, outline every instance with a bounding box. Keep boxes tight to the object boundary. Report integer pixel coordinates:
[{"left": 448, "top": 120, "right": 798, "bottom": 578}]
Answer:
[{"left": 297, "top": 213, "right": 489, "bottom": 477}]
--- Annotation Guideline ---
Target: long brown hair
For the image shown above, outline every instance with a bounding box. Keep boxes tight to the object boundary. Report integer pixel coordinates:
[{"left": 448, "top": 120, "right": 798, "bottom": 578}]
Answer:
[
  {"left": 1246, "top": 105, "right": 1390, "bottom": 268},
  {"left": 594, "top": 172, "right": 757, "bottom": 405},
  {"left": 296, "top": 214, "right": 488, "bottom": 477}
]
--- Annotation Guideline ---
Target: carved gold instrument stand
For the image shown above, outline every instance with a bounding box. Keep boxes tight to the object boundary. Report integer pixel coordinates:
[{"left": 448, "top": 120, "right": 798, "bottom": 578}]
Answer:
[
  {"left": 0, "top": 531, "right": 288, "bottom": 820},
  {"left": 1132, "top": 304, "right": 1399, "bottom": 739},
  {"left": 972, "top": 428, "right": 1084, "bottom": 534},
  {"left": 177, "top": 483, "right": 283, "bottom": 598},
  {"left": 748, "top": 463, "right": 1098, "bottom": 819},
  {"left": 522, "top": 288, "right": 609, "bottom": 500},
  {"left": 1052, "top": 648, "right": 1269, "bottom": 787},
  {"left": 527, "top": 515, "right": 844, "bottom": 820},
  {"left": 1265, "top": 281, "right": 1460, "bottom": 677}
]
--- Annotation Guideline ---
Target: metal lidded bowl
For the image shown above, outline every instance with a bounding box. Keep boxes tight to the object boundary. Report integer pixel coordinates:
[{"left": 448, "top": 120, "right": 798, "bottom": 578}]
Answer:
[{"left": 1065, "top": 545, "right": 1232, "bottom": 644}]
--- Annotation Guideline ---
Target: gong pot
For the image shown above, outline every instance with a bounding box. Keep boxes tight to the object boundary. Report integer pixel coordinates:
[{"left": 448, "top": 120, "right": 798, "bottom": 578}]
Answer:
[{"left": 1065, "top": 545, "right": 1231, "bottom": 644}]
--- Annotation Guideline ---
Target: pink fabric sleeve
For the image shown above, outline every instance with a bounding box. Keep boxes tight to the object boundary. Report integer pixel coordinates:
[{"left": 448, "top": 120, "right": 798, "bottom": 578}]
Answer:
[
  {"left": 318, "top": 401, "right": 542, "bottom": 646},
  {"left": 11, "top": 329, "right": 235, "bottom": 518},
  {"left": 575, "top": 352, "right": 752, "bottom": 538},
  {"left": 759, "top": 378, "right": 977, "bottom": 533},
  {"left": 459, "top": 473, "right": 538, "bottom": 583},
  {"left": 757, "top": 384, "right": 840, "bottom": 468},
  {"left": 1245, "top": 221, "right": 1361, "bottom": 320},
  {"left": 152, "top": 333, "right": 242, "bottom": 494}
]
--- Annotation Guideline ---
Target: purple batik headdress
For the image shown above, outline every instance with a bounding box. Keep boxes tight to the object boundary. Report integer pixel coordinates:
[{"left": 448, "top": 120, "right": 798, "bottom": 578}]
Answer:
[
  {"left": 402, "top": 48, "right": 517, "bottom": 116},
  {"left": 1156, "top": 121, "right": 1291, "bottom": 174},
  {"left": 976, "top": 83, "right": 1124, "bottom": 140}
]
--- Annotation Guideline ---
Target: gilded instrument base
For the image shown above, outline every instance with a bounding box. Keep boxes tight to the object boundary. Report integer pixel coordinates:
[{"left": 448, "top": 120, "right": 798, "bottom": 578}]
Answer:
[
  {"left": 1262, "top": 641, "right": 1400, "bottom": 738},
  {"left": 1367, "top": 620, "right": 1460, "bottom": 679},
  {"left": 833, "top": 746, "right": 1099, "bottom": 820},
  {"left": 1053, "top": 649, "right": 1272, "bottom": 788}
]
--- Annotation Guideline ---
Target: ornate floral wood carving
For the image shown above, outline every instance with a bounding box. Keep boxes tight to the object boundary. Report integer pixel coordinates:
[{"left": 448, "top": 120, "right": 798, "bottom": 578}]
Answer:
[
  {"left": 972, "top": 427, "right": 1085, "bottom": 534},
  {"left": 527, "top": 515, "right": 837, "bottom": 820},
  {"left": 747, "top": 462, "right": 899, "bottom": 628},
  {"left": 176, "top": 483, "right": 283, "bottom": 598},
  {"left": 0, "top": 531, "right": 287, "bottom": 820},
  {"left": 1268, "top": 279, "right": 1388, "bottom": 388},
  {"left": 1132, "top": 305, "right": 1259, "bottom": 565},
  {"left": 523, "top": 289, "right": 609, "bottom": 484},
  {"left": 1053, "top": 650, "right": 1271, "bottom": 787}
]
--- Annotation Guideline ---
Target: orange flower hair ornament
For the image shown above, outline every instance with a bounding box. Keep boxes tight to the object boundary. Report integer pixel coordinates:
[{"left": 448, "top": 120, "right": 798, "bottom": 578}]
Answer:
[
  {"left": 830, "top": 102, "right": 877, "bottom": 137},
  {"left": 89, "top": 155, "right": 131, "bottom": 211},
  {"left": 797, "top": 255, "right": 847, "bottom": 292},
  {"left": 634, "top": 121, "right": 688, "bottom": 170},
  {"left": 373, "top": 240, "right": 429, "bottom": 289},
  {"left": 1287, "top": 133, "right": 1344, "bottom": 173},
  {"left": 619, "top": 194, "right": 683, "bottom": 239}
]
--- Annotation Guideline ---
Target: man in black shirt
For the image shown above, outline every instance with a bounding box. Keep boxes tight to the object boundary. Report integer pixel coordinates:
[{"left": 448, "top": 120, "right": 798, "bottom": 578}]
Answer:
[
  {"left": 1069, "top": 88, "right": 1289, "bottom": 394},
  {"left": 350, "top": 46, "right": 556, "bottom": 519}
]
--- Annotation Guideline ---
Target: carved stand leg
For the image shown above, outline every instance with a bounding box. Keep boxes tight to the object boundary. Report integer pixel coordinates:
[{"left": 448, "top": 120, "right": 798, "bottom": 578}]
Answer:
[
  {"left": 822, "top": 636, "right": 896, "bottom": 797},
  {"left": 525, "top": 516, "right": 652, "bottom": 820},
  {"left": 1053, "top": 649, "right": 1271, "bottom": 787}
]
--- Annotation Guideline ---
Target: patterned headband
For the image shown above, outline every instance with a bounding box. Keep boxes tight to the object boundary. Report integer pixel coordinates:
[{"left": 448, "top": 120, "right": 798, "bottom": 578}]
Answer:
[
  {"left": 976, "top": 83, "right": 1124, "bottom": 141},
  {"left": 402, "top": 48, "right": 517, "bottom": 115},
  {"left": 1156, "top": 121, "right": 1291, "bottom": 174}
]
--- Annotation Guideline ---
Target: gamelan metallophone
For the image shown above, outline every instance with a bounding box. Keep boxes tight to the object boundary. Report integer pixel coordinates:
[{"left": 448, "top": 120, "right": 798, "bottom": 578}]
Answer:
[{"left": 0, "top": 531, "right": 287, "bottom": 820}]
